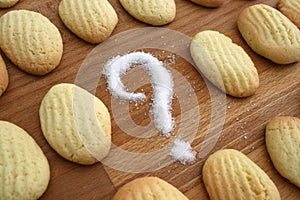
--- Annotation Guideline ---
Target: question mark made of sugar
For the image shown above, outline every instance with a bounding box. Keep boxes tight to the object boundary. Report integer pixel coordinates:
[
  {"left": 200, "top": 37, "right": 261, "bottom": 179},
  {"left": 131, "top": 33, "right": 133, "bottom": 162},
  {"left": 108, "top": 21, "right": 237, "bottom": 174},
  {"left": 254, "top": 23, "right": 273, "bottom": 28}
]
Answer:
[{"left": 103, "top": 51, "right": 174, "bottom": 136}]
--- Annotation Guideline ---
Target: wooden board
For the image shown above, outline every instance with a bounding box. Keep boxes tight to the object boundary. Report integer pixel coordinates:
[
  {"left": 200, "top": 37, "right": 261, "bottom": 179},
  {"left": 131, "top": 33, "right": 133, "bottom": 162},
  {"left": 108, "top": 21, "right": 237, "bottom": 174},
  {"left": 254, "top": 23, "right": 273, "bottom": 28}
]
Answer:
[{"left": 0, "top": 0, "right": 299, "bottom": 199}]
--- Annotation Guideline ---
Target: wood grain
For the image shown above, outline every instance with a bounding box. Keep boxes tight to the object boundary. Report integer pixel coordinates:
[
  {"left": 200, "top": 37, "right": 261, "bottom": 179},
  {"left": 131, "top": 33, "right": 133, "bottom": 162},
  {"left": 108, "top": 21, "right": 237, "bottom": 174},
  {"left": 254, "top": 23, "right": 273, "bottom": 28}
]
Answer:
[{"left": 0, "top": 0, "right": 299, "bottom": 199}]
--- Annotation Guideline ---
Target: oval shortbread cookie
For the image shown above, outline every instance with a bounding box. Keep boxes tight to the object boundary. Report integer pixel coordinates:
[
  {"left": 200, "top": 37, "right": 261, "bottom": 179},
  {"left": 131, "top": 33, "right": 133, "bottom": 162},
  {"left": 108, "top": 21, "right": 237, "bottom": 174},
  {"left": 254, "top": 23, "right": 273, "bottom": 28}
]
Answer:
[
  {"left": 59, "top": 0, "right": 118, "bottom": 44},
  {"left": 119, "top": 0, "right": 176, "bottom": 26},
  {"left": 266, "top": 116, "right": 300, "bottom": 188},
  {"left": 0, "top": 55, "right": 8, "bottom": 96},
  {"left": 190, "top": 30, "right": 259, "bottom": 97},
  {"left": 191, "top": 0, "right": 223, "bottom": 8},
  {"left": 278, "top": 0, "right": 300, "bottom": 28},
  {"left": 203, "top": 149, "right": 281, "bottom": 200},
  {"left": 112, "top": 177, "right": 189, "bottom": 200},
  {"left": 39, "top": 83, "right": 111, "bottom": 165},
  {"left": 237, "top": 4, "right": 300, "bottom": 64},
  {"left": 0, "top": 0, "right": 19, "bottom": 8},
  {"left": 0, "top": 121, "right": 50, "bottom": 200},
  {"left": 0, "top": 10, "right": 63, "bottom": 76}
]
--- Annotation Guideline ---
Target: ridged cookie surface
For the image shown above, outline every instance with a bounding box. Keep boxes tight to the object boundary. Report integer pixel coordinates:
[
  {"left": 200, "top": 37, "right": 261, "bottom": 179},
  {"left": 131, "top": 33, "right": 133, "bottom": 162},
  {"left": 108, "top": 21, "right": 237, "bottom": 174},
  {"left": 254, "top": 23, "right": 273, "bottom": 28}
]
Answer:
[
  {"left": 238, "top": 4, "right": 300, "bottom": 64},
  {"left": 0, "top": 0, "right": 19, "bottom": 8},
  {"left": 0, "top": 121, "right": 50, "bottom": 200},
  {"left": 119, "top": 0, "right": 176, "bottom": 26},
  {"left": 0, "top": 55, "right": 8, "bottom": 96},
  {"left": 190, "top": 30, "right": 259, "bottom": 97},
  {"left": 59, "top": 0, "right": 118, "bottom": 44},
  {"left": 191, "top": 0, "right": 223, "bottom": 8},
  {"left": 266, "top": 116, "right": 300, "bottom": 188},
  {"left": 112, "top": 177, "right": 189, "bottom": 200},
  {"left": 278, "top": 0, "right": 300, "bottom": 28},
  {"left": 0, "top": 10, "right": 63, "bottom": 75},
  {"left": 203, "top": 149, "right": 280, "bottom": 200},
  {"left": 39, "top": 83, "right": 111, "bottom": 165}
]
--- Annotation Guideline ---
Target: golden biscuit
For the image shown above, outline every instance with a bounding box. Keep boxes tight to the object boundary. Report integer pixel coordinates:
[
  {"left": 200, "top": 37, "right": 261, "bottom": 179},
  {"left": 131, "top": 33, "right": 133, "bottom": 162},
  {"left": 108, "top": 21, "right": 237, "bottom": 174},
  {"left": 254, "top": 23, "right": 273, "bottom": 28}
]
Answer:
[
  {"left": 278, "top": 0, "right": 300, "bottom": 28},
  {"left": 112, "top": 177, "right": 189, "bottom": 200},
  {"left": 190, "top": 30, "right": 259, "bottom": 97},
  {"left": 203, "top": 149, "right": 281, "bottom": 200},
  {"left": 266, "top": 116, "right": 300, "bottom": 188},
  {"left": 59, "top": 0, "right": 118, "bottom": 44},
  {"left": 0, "top": 121, "right": 50, "bottom": 200},
  {"left": 0, "top": 10, "right": 63, "bottom": 75},
  {"left": 238, "top": 4, "right": 300, "bottom": 64},
  {"left": 119, "top": 0, "right": 176, "bottom": 26},
  {"left": 0, "top": 0, "right": 19, "bottom": 8},
  {"left": 191, "top": 0, "right": 223, "bottom": 8},
  {"left": 39, "top": 83, "right": 111, "bottom": 165},
  {"left": 0, "top": 55, "right": 8, "bottom": 96}
]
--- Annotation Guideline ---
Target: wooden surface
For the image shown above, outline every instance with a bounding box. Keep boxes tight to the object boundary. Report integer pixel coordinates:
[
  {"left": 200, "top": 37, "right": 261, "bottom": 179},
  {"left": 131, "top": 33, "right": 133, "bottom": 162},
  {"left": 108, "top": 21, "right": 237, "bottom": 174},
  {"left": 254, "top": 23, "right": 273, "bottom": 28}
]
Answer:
[{"left": 0, "top": 0, "right": 299, "bottom": 199}]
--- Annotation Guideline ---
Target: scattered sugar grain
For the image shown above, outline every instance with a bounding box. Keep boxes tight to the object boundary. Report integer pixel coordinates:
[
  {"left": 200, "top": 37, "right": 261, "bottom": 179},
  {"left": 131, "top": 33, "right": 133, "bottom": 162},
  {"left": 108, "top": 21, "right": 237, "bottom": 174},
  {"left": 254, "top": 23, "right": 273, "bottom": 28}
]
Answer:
[{"left": 169, "top": 138, "right": 197, "bottom": 165}]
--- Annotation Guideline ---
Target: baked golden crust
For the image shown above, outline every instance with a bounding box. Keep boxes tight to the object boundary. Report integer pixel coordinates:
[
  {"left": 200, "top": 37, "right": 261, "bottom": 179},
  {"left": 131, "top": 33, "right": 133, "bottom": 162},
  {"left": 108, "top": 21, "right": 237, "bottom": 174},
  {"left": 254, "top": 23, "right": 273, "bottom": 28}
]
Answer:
[
  {"left": 237, "top": 4, "right": 300, "bottom": 64},
  {"left": 203, "top": 149, "right": 281, "bottom": 200},
  {"left": 0, "top": 121, "right": 50, "bottom": 200},
  {"left": 59, "top": 0, "right": 118, "bottom": 44},
  {"left": 0, "top": 0, "right": 19, "bottom": 8},
  {"left": 0, "top": 10, "right": 63, "bottom": 75},
  {"left": 112, "top": 177, "right": 189, "bottom": 200},
  {"left": 266, "top": 116, "right": 300, "bottom": 188},
  {"left": 190, "top": 30, "right": 259, "bottom": 97},
  {"left": 119, "top": 0, "right": 176, "bottom": 26},
  {"left": 191, "top": 0, "right": 223, "bottom": 8},
  {"left": 39, "top": 83, "right": 111, "bottom": 165},
  {"left": 0, "top": 55, "right": 8, "bottom": 96},
  {"left": 278, "top": 0, "right": 300, "bottom": 28}
]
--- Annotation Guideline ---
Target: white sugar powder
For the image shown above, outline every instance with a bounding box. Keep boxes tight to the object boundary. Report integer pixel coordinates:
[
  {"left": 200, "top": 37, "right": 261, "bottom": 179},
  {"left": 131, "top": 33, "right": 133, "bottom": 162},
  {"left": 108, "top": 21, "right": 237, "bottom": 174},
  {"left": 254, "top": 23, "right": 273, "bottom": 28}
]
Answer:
[
  {"left": 103, "top": 52, "right": 174, "bottom": 136},
  {"left": 169, "top": 138, "right": 196, "bottom": 165}
]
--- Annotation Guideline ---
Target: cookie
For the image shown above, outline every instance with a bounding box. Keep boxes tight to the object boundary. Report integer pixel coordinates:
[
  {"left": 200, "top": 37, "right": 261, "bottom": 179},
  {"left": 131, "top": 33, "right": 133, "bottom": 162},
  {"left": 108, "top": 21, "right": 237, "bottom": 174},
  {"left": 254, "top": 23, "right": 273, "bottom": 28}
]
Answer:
[
  {"left": 203, "top": 149, "right": 280, "bottom": 200},
  {"left": 0, "top": 55, "right": 8, "bottom": 96},
  {"left": 278, "top": 0, "right": 300, "bottom": 28},
  {"left": 119, "top": 0, "right": 176, "bottom": 26},
  {"left": 112, "top": 177, "right": 189, "bottom": 200},
  {"left": 266, "top": 116, "right": 300, "bottom": 188},
  {"left": 0, "top": 121, "right": 50, "bottom": 200},
  {"left": 0, "top": 0, "right": 19, "bottom": 8},
  {"left": 0, "top": 10, "right": 63, "bottom": 75},
  {"left": 59, "top": 0, "right": 118, "bottom": 44},
  {"left": 237, "top": 4, "right": 300, "bottom": 64},
  {"left": 190, "top": 0, "right": 223, "bottom": 8},
  {"left": 190, "top": 30, "right": 259, "bottom": 97},
  {"left": 39, "top": 83, "right": 111, "bottom": 165}
]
